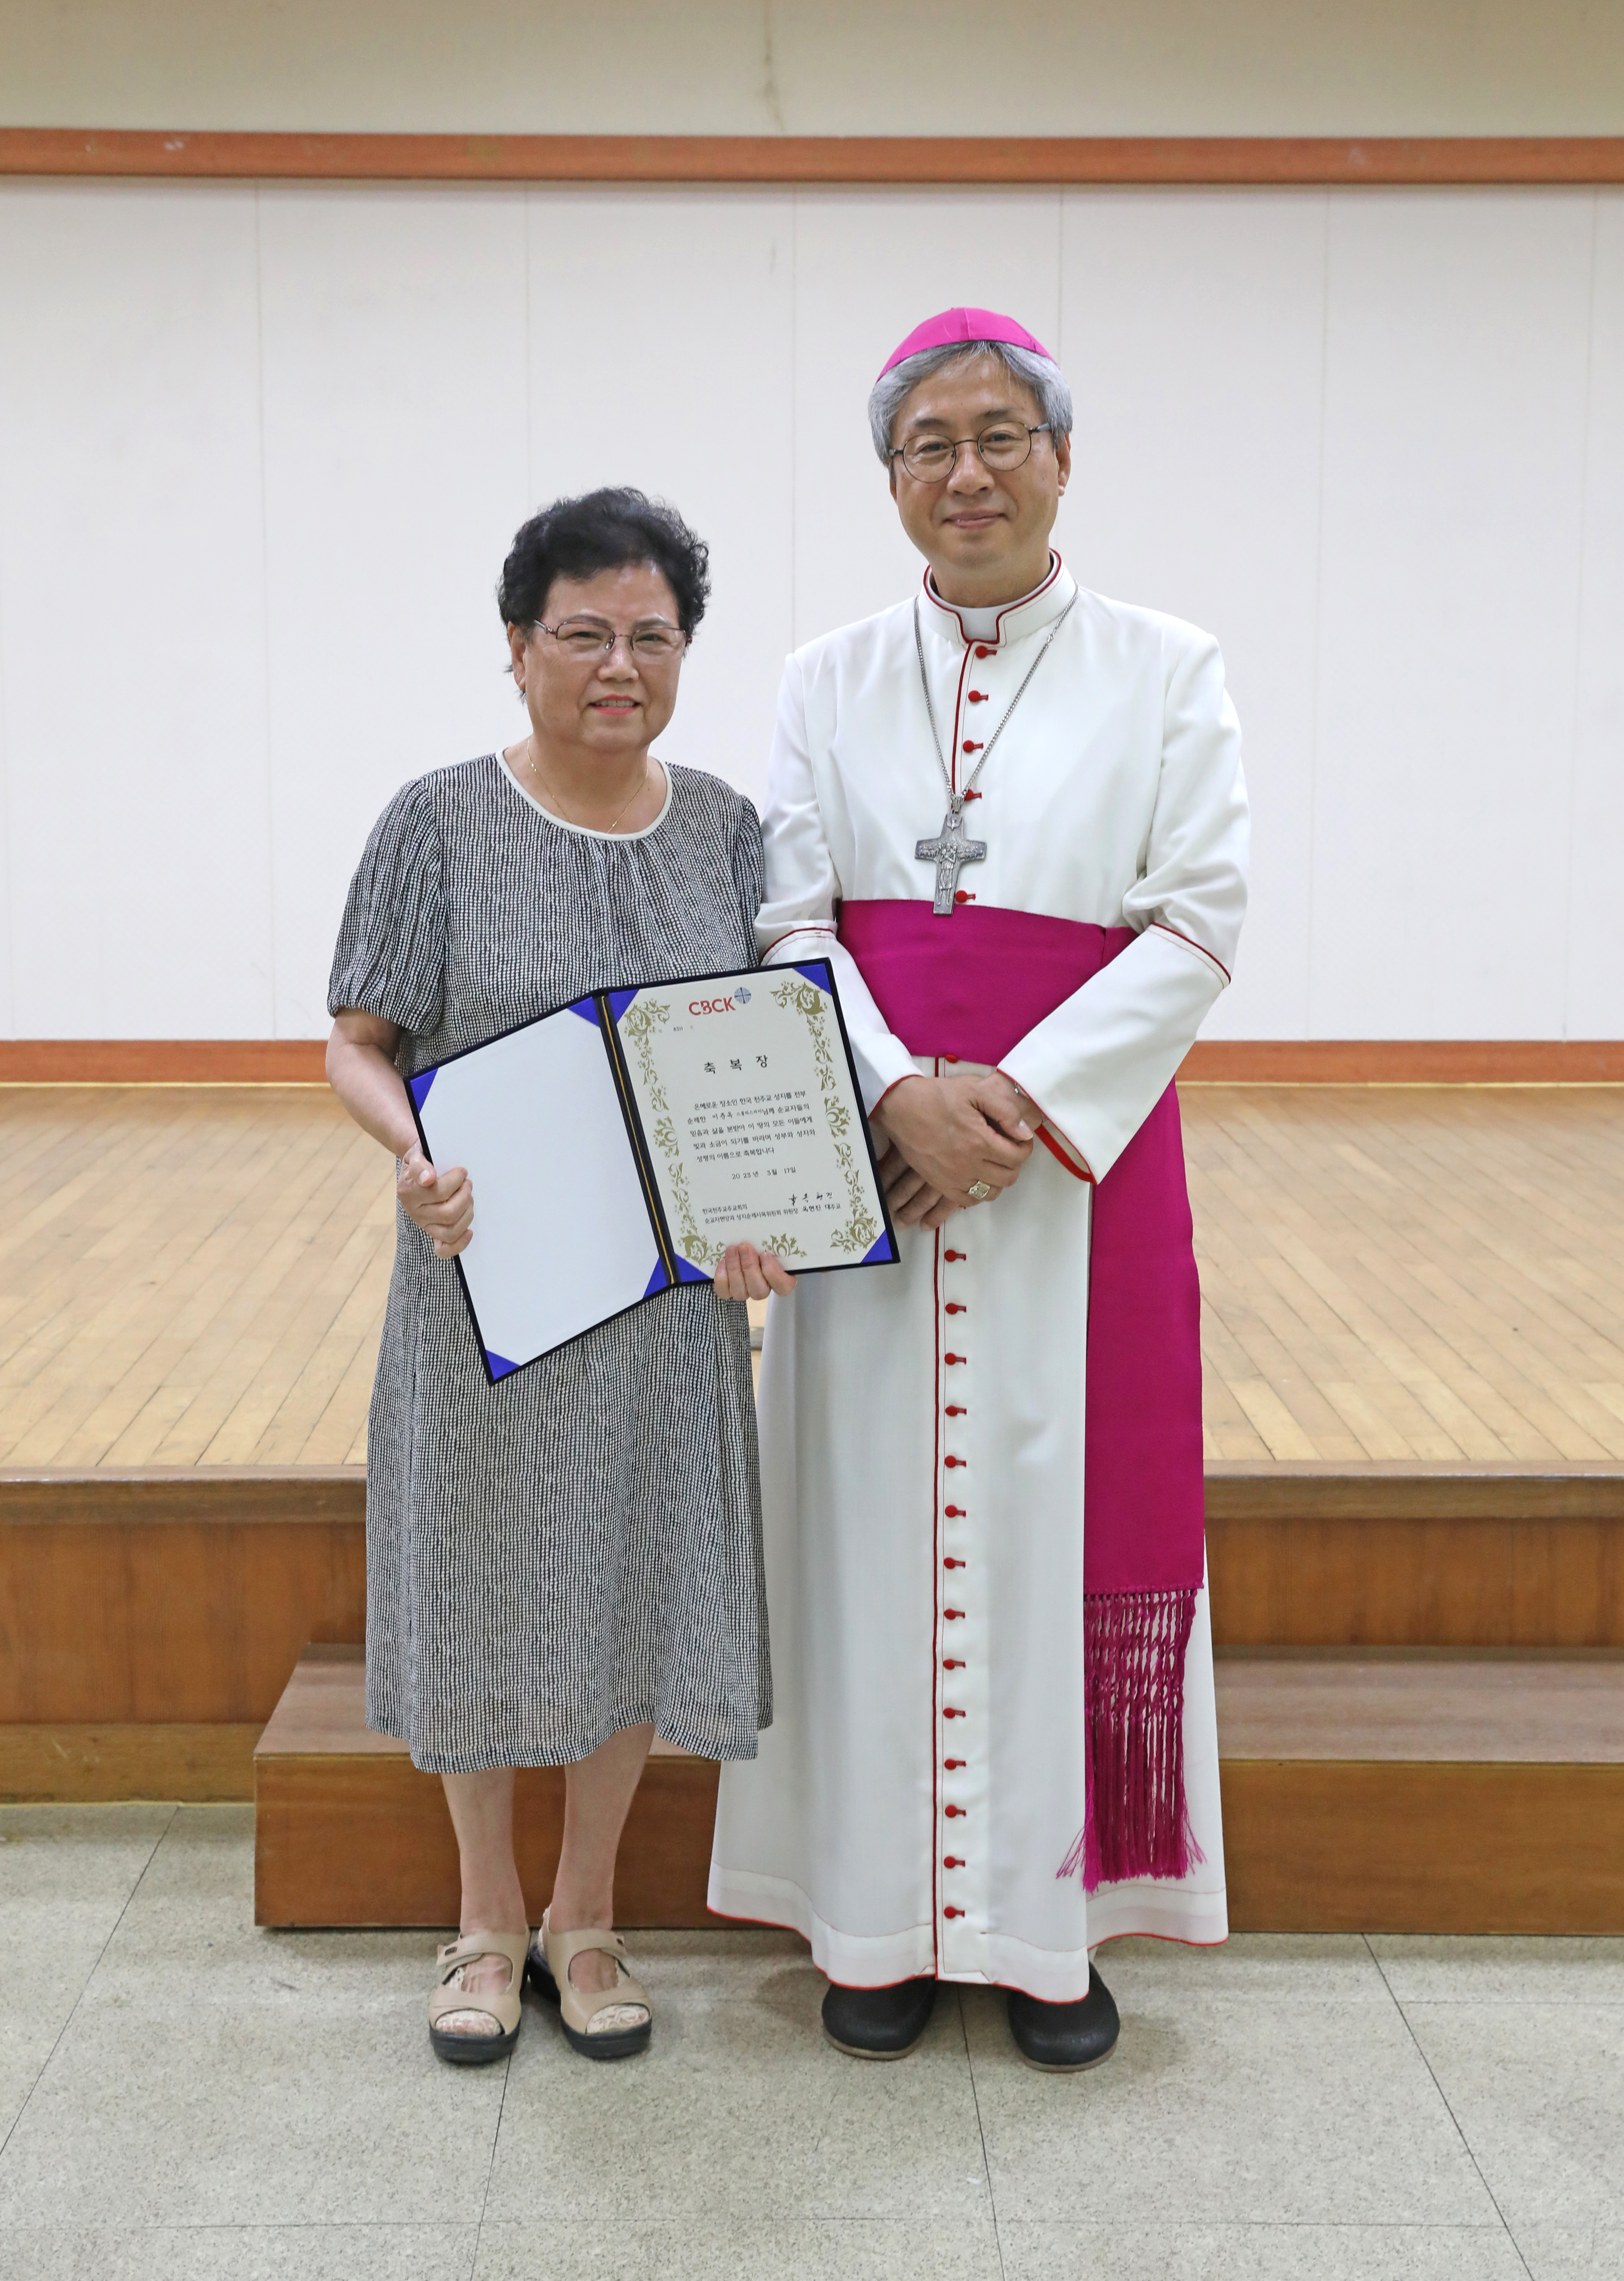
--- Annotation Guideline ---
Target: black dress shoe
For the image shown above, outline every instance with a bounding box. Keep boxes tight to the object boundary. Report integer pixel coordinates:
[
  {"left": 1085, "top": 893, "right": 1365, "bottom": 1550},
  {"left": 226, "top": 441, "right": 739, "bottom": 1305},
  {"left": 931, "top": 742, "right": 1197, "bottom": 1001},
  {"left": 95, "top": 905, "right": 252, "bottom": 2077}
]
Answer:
[
  {"left": 1007, "top": 1965, "right": 1120, "bottom": 2072},
  {"left": 822, "top": 1976, "right": 937, "bottom": 2059}
]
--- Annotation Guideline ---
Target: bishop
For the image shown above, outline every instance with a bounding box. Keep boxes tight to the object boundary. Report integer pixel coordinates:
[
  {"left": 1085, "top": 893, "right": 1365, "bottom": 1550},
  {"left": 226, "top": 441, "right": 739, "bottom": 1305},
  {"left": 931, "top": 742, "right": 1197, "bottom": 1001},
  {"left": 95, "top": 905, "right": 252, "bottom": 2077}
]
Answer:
[{"left": 709, "top": 306, "right": 1250, "bottom": 2071}]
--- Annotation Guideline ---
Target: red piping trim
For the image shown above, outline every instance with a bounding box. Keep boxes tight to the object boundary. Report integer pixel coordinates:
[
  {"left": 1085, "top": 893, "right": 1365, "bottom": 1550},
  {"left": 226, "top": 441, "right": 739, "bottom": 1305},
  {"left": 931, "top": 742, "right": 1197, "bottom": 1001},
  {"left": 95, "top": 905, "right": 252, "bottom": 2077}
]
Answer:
[
  {"left": 1150, "top": 920, "right": 1231, "bottom": 985},
  {"left": 1037, "top": 1124, "right": 1093, "bottom": 1183},
  {"left": 921, "top": 563, "right": 972, "bottom": 645},
  {"left": 823, "top": 1970, "right": 945, "bottom": 1991},
  {"left": 1089, "top": 1928, "right": 1230, "bottom": 1953},
  {"left": 949, "top": 640, "right": 973, "bottom": 794},
  {"left": 920, "top": 550, "right": 1064, "bottom": 648},
  {"left": 993, "top": 1064, "right": 1094, "bottom": 1183},
  {"left": 994, "top": 550, "right": 1063, "bottom": 640},
  {"left": 872, "top": 1073, "right": 919, "bottom": 1116},
  {"left": 762, "top": 923, "right": 837, "bottom": 959},
  {"left": 930, "top": 1187, "right": 943, "bottom": 1975}
]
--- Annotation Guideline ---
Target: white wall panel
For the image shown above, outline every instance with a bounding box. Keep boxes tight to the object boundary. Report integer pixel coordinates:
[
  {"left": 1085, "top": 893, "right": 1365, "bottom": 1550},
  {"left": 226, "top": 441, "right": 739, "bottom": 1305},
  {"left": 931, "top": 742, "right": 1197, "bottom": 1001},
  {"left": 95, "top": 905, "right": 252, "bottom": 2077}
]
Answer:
[
  {"left": 257, "top": 184, "right": 529, "bottom": 1035},
  {"left": 790, "top": 190, "right": 1062, "bottom": 644},
  {"left": 1056, "top": 189, "right": 1329, "bottom": 1039},
  {"left": 0, "top": 182, "right": 271, "bottom": 1037},
  {"left": 1310, "top": 191, "right": 1596, "bottom": 1038},
  {"left": 524, "top": 187, "right": 795, "bottom": 813},
  {"left": 0, "top": 179, "right": 1620, "bottom": 1042},
  {"left": 1568, "top": 193, "right": 1624, "bottom": 1036}
]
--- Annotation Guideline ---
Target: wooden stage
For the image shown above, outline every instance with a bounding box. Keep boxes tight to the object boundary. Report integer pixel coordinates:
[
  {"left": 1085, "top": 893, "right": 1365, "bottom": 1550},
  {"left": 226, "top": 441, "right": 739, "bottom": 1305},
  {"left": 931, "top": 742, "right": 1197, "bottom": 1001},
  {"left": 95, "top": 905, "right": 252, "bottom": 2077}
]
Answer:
[
  {"left": 3, "top": 1079, "right": 1622, "bottom": 1933},
  {"left": 3, "top": 1082, "right": 1622, "bottom": 1471}
]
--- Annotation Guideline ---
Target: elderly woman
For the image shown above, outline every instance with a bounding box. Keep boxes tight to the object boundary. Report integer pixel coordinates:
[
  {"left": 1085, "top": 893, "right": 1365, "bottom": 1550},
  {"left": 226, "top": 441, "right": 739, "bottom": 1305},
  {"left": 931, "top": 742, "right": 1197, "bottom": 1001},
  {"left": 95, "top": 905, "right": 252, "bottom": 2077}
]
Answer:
[{"left": 327, "top": 488, "right": 791, "bottom": 2066}]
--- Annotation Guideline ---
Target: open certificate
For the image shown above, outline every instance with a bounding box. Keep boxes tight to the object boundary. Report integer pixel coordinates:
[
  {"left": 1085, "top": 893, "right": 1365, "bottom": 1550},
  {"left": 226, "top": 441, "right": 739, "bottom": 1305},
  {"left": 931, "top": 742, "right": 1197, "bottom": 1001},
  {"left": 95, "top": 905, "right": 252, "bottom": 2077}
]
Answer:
[{"left": 407, "top": 960, "right": 899, "bottom": 1381}]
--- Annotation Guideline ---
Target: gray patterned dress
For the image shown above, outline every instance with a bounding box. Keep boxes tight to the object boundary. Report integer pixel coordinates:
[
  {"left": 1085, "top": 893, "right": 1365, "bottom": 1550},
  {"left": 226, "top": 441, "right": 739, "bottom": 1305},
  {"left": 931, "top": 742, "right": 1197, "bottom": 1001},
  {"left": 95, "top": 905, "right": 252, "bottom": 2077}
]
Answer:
[{"left": 329, "top": 752, "right": 771, "bottom": 1774}]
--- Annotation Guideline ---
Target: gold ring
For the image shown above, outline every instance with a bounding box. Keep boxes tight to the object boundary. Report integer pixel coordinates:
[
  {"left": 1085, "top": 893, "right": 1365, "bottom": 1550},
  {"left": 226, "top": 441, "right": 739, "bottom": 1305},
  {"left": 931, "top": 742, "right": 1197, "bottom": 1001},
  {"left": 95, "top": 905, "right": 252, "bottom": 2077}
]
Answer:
[{"left": 967, "top": 1180, "right": 992, "bottom": 1201}]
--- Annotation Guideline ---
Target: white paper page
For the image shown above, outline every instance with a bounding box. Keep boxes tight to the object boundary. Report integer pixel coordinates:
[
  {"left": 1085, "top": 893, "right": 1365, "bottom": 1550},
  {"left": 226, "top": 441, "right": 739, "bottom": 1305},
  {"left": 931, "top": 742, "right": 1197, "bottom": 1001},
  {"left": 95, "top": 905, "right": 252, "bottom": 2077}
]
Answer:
[
  {"left": 614, "top": 967, "right": 894, "bottom": 1274},
  {"left": 412, "top": 1006, "right": 663, "bottom": 1374}
]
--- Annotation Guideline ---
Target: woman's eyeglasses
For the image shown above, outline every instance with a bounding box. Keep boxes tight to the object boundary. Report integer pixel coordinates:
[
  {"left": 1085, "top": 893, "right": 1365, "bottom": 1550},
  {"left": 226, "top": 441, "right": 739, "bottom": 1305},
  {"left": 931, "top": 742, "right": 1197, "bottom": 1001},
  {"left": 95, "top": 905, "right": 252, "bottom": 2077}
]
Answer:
[{"left": 534, "top": 618, "right": 688, "bottom": 662}]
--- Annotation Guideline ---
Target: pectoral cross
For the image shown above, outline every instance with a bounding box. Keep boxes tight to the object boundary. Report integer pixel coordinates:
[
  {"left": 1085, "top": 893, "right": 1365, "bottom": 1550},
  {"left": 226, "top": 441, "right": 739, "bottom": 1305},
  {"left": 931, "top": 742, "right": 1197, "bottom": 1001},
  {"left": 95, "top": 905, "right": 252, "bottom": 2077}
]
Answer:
[{"left": 916, "top": 803, "right": 987, "bottom": 917}]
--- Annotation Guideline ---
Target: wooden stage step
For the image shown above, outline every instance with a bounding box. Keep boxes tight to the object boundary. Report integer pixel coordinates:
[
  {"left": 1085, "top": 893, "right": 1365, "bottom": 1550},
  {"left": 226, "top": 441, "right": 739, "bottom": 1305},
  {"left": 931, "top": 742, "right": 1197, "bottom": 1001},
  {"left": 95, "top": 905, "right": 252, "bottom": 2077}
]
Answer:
[
  {"left": 8, "top": 1464, "right": 1623, "bottom": 1803},
  {"left": 255, "top": 1644, "right": 1624, "bottom": 1937}
]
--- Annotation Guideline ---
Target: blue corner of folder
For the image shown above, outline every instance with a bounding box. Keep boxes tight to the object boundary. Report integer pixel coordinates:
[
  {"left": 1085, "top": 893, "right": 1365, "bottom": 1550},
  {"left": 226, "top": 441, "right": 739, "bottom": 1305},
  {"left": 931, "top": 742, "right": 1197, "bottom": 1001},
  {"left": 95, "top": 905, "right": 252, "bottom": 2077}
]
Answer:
[
  {"left": 604, "top": 988, "right": 640, "bottom": 1025},
  {"left": 567, "top": 996, "right": 600, "bottom": 1024},
  {"left": 485, "top": 1350, "right": 519, "bottom": 1380},
  {"left": 862, "top": 1231, "right": 898, "bottom": 1265},
  {"left": 644, "top": 1261, "right": 671, "bottom": 1297},
  {"left": 675, "top": 1257, "right": 710, "bottom": 1283},
  {"left": 408, "top": 1069, "right": 436, "bottom": 1109},
  {"left": 792, "top": 961, "right": 832, "bottom": 993}
]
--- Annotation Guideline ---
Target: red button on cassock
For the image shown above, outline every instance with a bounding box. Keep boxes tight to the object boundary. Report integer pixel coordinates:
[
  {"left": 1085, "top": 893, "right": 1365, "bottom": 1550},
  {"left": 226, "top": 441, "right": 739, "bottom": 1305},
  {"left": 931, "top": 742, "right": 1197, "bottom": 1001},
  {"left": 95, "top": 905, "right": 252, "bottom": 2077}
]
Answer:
[
  {"left": 962, "top": 739, "right": 981, "bottom": 753},
  {"left": 944, "top": 1608, "right": 965, "bottom": 1620},
  {"left": 946, "top": 1403, "right": 966, "bottom": 1415},
  {"left": 944, "top": 1453, "right": 964, "bottom": 1466},
  {"left": 944, "top": 1855, "right": 964, "bottom": 1868},
  {"left": 945, "top": 1303, "right": 965, "bottom": 1315},
  {"left": 945, "top": 1353, "right": 964, "bottom": 1365},
  {"left": 945, "top": 1804, "right": 965, "bottom": 1818},
  {"left": 944, "top": 1556, "right": 965, "bottom": 1568},
  {"left": 943, "top": 1705, "right": 965, "bottom": 1718},
  {"left": 944, "top": 1905, "right": 965, "bottom": 1918},
  {"left": 968, "top": 690, "right": 986, "bottom": 702},
  {"left": 944, "top": 1505, "right": 964, "bottom": 1517},
  {"left": 944, "top": 1758, "right": 965, "bottom": 1769},
  {"left": 944, "top": 1251, "right": 964, "bottom": 1262},
  {"left": 975, "top": 643, "right": 992, "bottom": 656},
  {"left": 943, "top": 1657, "right": 964, "bottom": 1669}
]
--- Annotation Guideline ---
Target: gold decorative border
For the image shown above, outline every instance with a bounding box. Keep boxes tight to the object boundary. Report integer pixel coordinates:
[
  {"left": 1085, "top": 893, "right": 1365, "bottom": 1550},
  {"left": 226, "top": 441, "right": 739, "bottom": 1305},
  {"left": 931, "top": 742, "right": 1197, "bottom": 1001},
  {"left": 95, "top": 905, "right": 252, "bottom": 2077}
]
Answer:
[
  {"left": 770, "top": 977, "right": 880, "bottom": 1258},
  {"left": 620, "top": 998, "right": 714, "bottom": 1269}
]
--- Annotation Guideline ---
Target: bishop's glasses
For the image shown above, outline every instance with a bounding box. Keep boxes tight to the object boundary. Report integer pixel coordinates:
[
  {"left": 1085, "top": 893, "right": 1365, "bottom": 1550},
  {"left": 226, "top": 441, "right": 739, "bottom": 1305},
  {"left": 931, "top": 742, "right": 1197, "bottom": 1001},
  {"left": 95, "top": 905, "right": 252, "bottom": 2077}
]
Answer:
[{"left": 889, "top": 422, "right": 1053, "bottom": 482}]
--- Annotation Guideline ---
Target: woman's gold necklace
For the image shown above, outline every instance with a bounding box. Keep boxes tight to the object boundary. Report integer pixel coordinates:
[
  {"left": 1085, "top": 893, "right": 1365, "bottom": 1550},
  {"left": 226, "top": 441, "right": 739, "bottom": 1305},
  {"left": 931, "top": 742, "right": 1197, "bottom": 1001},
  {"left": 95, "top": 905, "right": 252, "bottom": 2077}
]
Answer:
[{"left": 522, "top": 738, "right": 651, "bottom": 835}]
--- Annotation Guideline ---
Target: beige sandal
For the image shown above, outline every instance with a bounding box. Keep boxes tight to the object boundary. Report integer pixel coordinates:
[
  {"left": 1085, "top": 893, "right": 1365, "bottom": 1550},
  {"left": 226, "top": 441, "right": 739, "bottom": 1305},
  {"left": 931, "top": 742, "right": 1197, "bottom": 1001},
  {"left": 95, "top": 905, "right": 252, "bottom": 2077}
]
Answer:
[
  {"left": 428, "top": 1928, "right": 529, "bottom": 2066},
  {"left": 527, "top": 1909, "right": 653, "bottom": 2061}
]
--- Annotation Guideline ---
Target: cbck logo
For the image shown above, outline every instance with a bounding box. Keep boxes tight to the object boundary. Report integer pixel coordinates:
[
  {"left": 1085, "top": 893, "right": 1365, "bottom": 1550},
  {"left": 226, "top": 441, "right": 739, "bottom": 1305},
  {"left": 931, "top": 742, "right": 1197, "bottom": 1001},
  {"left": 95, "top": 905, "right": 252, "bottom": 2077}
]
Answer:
[{"left": 689, "top": 985, "right": 750, "bottom": 1014}]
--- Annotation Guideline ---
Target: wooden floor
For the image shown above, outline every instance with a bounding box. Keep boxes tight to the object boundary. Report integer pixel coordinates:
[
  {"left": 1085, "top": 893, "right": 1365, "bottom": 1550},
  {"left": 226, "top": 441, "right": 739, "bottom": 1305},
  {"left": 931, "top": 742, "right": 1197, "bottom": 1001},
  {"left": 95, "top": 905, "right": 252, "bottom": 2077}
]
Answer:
[
  {"left": 1191, "top": 1086, "right": 1624, "bottom": 1465},
  {"left": 1, "top": 1082, "right": 1621, "bottom": 1470},
  {"left": 0, "top": 1087, "right": 390, "bottom": 1468}
]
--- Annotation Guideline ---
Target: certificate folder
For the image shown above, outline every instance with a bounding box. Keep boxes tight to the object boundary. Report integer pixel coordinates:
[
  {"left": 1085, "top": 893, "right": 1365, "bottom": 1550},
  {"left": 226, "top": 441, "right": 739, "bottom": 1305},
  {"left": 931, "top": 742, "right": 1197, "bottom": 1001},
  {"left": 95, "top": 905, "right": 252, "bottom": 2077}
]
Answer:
[{"left": 406, "top": 960, "right": 899, "bottom": 1382}]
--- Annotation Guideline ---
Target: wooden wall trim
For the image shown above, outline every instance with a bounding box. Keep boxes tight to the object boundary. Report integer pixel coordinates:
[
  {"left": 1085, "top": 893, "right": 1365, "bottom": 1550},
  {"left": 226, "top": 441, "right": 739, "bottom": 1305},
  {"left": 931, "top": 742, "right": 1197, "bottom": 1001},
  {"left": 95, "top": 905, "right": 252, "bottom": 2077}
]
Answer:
[
  {"left": 3, "top": 130, "right": 1623, "bottom": 187},
  {"left": 1180, "top": 1040, "right": 1624, "bottom": 1084},
  {"left": 0, "top": 1469, "right": 364, "bottom": 1526},
  {"left": 4, "top": 1039, "right": 1620, "bottom": 1086},
  {"left": 1205, "top": 1464, "right": 1624, "bottom": 1524},
  {"left": 4, "top": 1460, "right": 1617, "bottom": 1527},
  {"left": 0, "top": 1041, "right": 330, "bottom": 1084}
]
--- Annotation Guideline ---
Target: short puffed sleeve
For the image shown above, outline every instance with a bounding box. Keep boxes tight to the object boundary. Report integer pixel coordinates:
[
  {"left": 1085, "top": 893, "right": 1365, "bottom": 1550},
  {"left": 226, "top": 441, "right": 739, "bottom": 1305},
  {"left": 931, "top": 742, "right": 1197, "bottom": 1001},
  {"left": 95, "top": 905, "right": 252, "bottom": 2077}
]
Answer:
[{"left": 327, "top": 778, "right": 446, "bottom": 1038}]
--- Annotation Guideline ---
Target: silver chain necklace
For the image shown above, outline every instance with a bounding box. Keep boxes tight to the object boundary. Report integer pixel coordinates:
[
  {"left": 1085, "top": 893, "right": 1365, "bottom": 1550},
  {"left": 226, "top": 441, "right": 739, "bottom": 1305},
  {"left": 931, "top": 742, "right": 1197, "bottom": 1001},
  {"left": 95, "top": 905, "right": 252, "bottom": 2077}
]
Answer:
[{"left": 913, "top": 591, "right": 1078, "bottom": 916}]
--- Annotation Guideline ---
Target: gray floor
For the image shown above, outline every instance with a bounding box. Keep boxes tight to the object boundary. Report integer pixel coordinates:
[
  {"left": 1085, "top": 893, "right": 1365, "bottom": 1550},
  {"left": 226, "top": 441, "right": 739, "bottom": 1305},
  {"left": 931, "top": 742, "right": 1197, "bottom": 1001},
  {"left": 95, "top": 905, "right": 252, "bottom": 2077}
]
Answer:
[{"left": 0, "top": 1809, "right": 1620, "bottom": 2279}]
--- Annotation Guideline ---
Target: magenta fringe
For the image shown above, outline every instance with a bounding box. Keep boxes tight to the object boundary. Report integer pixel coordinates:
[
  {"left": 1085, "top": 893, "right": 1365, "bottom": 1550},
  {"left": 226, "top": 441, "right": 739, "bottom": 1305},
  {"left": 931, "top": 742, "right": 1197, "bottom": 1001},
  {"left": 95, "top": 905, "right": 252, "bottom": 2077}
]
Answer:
[{"left": 1057, "top": 1586, "right": 1202, "bottom": 1892}]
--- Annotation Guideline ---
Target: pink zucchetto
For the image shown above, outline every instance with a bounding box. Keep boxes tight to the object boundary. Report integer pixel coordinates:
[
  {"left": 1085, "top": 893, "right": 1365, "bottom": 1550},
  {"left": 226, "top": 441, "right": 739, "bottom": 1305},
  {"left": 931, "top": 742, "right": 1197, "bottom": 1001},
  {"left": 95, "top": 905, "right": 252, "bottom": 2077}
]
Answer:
[{"left": 877, "top": 306, "right": 1056, "bottom": 380}]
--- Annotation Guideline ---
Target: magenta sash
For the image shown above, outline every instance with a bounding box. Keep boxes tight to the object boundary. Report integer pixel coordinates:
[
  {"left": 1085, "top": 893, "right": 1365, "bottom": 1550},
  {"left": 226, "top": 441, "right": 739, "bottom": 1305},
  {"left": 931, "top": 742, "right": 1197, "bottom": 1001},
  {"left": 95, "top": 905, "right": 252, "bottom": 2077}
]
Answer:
[{"left": 838, "top": 897, "right": 1204, "bottom": 1888}]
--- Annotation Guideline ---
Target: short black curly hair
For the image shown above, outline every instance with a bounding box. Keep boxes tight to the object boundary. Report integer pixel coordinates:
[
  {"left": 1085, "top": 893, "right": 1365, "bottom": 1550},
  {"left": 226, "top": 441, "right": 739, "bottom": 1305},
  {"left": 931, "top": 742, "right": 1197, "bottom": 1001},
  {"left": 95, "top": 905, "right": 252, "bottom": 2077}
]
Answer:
[{"left": 497, "top": 487, "right": 711, "bottom": 638}]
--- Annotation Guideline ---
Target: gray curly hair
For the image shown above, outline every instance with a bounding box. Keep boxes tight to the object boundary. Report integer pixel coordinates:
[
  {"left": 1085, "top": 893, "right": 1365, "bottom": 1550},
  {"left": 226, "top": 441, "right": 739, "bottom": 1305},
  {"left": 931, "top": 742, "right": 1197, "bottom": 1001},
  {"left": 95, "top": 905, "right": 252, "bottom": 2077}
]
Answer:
[{"left": 867, "top": 339, "right": 1074, "bottom": 465}]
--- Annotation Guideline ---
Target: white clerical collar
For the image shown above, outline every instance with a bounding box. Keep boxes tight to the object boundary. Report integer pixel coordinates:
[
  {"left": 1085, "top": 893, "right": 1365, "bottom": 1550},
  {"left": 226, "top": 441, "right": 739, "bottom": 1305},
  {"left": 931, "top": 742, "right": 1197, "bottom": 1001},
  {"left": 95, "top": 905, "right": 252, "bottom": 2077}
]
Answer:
[{"left": 920, "top": 554, "right": 1076, "bottom": 649}]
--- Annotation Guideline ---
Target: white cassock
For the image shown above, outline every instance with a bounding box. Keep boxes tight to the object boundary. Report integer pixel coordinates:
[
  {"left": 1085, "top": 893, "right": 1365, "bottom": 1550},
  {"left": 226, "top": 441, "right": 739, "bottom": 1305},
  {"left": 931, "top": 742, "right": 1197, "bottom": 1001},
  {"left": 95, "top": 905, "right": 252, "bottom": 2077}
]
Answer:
[{"left": 708, "top": 556, "right": 1249, "bottom": 2001}]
